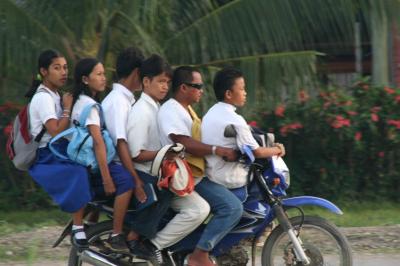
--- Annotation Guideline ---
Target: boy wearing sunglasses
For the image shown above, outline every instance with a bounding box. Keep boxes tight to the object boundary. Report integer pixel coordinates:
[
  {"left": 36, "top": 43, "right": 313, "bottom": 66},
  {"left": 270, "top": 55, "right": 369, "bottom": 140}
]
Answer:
[{"left": 157, "top": 66, "right": 243, "bottom": 266}]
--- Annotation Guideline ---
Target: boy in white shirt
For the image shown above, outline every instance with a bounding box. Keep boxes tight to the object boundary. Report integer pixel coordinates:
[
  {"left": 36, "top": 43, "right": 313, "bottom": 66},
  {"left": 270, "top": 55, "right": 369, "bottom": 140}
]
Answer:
[
  {"left": 127, "top": 56, "right": 210, "bottom": 265},
  {"left": 102, "top": 48, "right": 165, "bottom": 259},
  {"left": 202, "top": 67, "right": 285, "bottom": 189}
]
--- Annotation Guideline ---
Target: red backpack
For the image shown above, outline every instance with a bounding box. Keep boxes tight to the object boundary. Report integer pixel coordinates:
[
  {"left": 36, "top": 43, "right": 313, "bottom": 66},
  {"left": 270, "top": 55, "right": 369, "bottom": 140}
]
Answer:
[
  {"left": 151, "top": 143, "right": 195, "bottom": 196},
  {"left": 6, "top": 89, "right": 49, "bottom": 171}
]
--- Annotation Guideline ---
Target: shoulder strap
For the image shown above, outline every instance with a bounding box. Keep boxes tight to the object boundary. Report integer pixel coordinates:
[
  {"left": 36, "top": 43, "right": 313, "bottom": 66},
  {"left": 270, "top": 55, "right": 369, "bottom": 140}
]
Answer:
[
  {"left": 33, "top": 86, "right": 60, "bottom": 141},
  {"left": 48, "top": 127, "right": 76, "bottom": 160},
  {"left": 79, "top": 103, "right": 105, "bottom": 128}
]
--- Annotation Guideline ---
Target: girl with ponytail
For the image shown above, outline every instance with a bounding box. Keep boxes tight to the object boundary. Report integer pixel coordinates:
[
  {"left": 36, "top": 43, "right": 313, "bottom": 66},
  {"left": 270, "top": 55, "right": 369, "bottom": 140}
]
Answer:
[{"left": 28, "top": 50, "right": 91, "bottom": 249}]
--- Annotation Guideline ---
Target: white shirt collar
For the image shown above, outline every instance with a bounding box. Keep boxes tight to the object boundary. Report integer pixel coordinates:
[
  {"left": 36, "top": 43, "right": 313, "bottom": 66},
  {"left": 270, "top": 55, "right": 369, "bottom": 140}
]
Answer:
[
  {"left": 112, "top": 83, "right": 135, "bottom": 104},
  {"left": 141, "top": 92, "right": 160, "bottom": 110},
  {"left": 38, "top": 83, "right": 60, "bottom": 97},
  {"left": 217, "top": 101, "right": 237, "bottom": 112}
]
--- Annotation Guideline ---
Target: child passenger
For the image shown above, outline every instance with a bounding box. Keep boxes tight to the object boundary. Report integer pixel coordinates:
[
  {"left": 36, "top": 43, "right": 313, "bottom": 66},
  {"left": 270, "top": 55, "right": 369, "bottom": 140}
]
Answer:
[
  {"left": 70, "top": 58, "right": 135, "bottom": 252},
  {"left": 28, "top": 50, "right": 91, "bottom": 249}
]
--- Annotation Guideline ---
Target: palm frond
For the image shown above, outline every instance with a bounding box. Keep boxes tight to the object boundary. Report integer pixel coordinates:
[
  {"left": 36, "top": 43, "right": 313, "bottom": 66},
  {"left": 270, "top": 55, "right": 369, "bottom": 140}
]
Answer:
[{"left": 163, "top": 0, "right": 355, "bottom": 65}]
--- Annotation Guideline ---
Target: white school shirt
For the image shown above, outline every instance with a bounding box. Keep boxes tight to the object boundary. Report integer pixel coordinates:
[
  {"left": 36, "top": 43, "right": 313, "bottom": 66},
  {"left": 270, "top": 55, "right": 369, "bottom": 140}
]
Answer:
[
  {"left": 71, "top": 95, "right": 100, "bottom": 128},
  {"left": 157, "top": 98, "right": 193, "bottom": 146},
  {"left": 29, "top": 84, "right": 62, "bottom": 148},
  {"left": 101, "top": 83, "right": 135, "bottom": 146},
  {"left": 201, "top": 102, "right": 259, "bottom": 189},
  {"left": 127, "top": 93, "right": 162, "bottom": 174}
]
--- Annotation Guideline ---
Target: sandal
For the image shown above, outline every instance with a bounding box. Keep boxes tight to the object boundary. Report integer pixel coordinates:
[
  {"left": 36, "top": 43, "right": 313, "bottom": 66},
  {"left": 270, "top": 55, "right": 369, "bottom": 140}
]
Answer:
[{"left": 71, "top": 227, "right": 89, "bottom": 250}]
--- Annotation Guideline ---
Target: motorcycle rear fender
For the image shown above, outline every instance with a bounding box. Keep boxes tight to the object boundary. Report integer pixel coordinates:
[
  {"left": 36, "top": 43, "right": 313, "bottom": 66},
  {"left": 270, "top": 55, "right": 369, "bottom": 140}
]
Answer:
[{"left": 282, "top": 196, "right": 343, "bottom": 215}]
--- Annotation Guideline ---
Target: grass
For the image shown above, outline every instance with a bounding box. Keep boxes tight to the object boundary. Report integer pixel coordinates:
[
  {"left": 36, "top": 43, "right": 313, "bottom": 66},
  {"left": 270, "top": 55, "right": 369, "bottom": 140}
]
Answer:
[
  {"left": 0, "top": 208, "right": 69, "bottom": 236},
  {"left": 286, "top": 201, "right": 400, "bottom": 227},
  {"left": 0, "top": 201, "right": 398, "bottom": 233}
]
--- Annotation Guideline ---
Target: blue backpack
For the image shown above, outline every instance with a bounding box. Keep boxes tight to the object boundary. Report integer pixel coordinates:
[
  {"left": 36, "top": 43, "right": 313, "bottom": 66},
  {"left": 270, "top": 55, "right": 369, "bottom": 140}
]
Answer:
[{"left": 49, "top": 103, "right": 116, "bottom": 172}]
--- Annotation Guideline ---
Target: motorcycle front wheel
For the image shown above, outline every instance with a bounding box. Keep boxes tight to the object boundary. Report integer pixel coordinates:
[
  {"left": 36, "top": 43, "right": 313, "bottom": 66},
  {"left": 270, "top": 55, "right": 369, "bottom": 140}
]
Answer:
[{"left": 261, "top": 216, "right": 352, "bottom": 266}]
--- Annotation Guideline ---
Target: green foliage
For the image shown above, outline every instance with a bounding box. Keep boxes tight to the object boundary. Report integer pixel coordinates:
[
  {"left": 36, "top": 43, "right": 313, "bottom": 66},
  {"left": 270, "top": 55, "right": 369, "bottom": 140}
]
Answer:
[
  {"left": 3, "top": 0, "right": 400, "bottom": 105},
  {"left": 287, "top": 201, "right": 400, "bottom": 227},
  {"left": 251, "top": 80, "right": 400, "bottom": 202}
]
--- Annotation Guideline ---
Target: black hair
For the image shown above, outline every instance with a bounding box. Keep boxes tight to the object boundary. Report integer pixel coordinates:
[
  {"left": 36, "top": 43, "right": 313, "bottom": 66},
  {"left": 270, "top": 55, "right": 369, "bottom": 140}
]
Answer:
[
  {"left": 213, "top": 67, "right": 243, "bottom": 101},
  {"left": 72, "top": 58, "right": 101, "bottom": 106},
  {"left": 116, "top": 47, "right": 145, "bottom": 80},
  {"left": 25, "top": 49, "right": 64, "bottom": 98},
  {"left": 171, "top": 66, "right": 200, "bottom": 93},
  {"left": 140, "top": 54, "right": 172, "bottom": 81}
]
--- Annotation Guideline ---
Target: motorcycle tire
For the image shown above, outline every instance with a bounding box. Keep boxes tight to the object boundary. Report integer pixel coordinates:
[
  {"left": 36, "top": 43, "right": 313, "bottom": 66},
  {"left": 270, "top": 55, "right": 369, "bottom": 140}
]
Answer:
[
  {"left": 68, "top": 220, "right": 149, "bottom": 266},
  {"left": 261, "top": 215, "right": 352, "bottom": 266}
]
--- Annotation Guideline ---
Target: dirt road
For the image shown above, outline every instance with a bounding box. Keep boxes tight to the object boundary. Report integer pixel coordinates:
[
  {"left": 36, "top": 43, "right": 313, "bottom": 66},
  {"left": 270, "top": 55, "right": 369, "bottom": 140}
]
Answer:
[{"left": 1, "top": 224, "right": 399, "bottom": 265}]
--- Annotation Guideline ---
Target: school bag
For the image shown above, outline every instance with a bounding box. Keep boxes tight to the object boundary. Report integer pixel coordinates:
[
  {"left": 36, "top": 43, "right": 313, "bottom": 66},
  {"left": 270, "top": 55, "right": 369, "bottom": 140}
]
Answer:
[
  {"left": 5, "top": 88, "right": 50, "bottom": 171},
  {"left": 151, "top": 143, "right": 194, "bottom": 196},
  {"left": 49, "top": 103, "right": 116, "bottom": 171}
]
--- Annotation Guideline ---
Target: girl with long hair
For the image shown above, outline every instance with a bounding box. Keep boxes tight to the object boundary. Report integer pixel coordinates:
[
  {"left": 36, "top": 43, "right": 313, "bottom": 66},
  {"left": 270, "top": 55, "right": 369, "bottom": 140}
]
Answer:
[
  {"left": 71, "top": 58, "right": 136, "bottom": 251},
  {"left": 28, "top": 50, "right": 91, "bottom": 249}
]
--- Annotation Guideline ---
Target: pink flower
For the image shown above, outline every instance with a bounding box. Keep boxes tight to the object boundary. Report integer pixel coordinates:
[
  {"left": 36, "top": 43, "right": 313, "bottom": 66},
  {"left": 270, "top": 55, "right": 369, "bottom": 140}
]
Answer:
[
  {"left": 3, "top": 123, "right": 12, "bottom": 136},
  {"left": 355, "top": 132, "right": 362, "bottom": 141},
  {"left": 362, "top": 84, "right": 369, "bottom": 90},
  {"left": 387, "top": 119, "right": 400, "bottom": 129},
  {"left": 279, "top": 122, "right": 303, "bottom": 136},
  {"left": 371, "top": 113, "right": 379, "bottom": 122},
  {"left": 370, "top": 106, "right": 381, "bottom": 113},
  {"left": 384, "top": 87, "right": 395, "bottom": 94},
  {"left": 274, "top": 105, "right": 285, "bottom": 117},
  {"left": 347, "top": 111, "right": 358, "bottom": 116},
  {"left": 395, "top": 95, "right": 400, "bottom": 104},
  {"left": 378, "top": 151, "right": 385, "bottom": 158},
  {"left": 330, "top": 115, "right": 351, "bottom": 128},
  {"left": 248, "top": 121, "right": 258, "bottom": 127}
]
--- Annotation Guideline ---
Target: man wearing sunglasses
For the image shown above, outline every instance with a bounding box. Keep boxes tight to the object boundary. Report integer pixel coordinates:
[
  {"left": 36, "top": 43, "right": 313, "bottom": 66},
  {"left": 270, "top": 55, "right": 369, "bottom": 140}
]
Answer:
[{"left": 157, "top": 66, "right": 243, "bottom": 266}]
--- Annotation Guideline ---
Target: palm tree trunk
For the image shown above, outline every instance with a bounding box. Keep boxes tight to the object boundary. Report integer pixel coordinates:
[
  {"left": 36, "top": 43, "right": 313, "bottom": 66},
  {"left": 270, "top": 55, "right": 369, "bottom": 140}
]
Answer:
[{"left": 371, "top": 7, "right": 389, "bottom": 86}]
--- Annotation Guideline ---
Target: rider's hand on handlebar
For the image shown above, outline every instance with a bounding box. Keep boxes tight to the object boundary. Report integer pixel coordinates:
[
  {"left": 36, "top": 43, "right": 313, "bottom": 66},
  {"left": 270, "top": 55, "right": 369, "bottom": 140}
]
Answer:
[
  {"left": 103, "top": 179, "right": 116, "bottom": 195},
  {"left": 274, "top": 143, "right": 286, "bottom": 157},
  {"left": 216, "top": 147, "right": 238, "bottom": 162}
]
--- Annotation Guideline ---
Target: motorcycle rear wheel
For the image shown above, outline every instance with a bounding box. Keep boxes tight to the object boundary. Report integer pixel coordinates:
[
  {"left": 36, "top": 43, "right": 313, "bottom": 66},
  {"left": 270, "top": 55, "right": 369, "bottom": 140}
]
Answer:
[
  {"left": 68, "top": 220, "right": 149, "bottom": 266},
  {"left": 261, "top": 216, "right": 352, "bottom": 266}
]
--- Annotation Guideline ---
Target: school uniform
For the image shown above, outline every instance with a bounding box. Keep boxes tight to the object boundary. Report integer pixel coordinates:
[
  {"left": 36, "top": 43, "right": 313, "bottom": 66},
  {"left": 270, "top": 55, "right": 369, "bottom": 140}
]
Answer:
[
  {"left": 101, "top": 83, "right": 135, "bottom": 149},
  {"left": 72, "top": 94, "right": 135, "bottom": 196},
  {"left": 201, "top": 102, "right": 260, "bottom": 189},
  {"left": 103, "top": 87, "right": 171, "bottom": 239},
  {"left": 28, "top": 84, "right": 91, "bottom": 213},
  {"left": 157, "top": 98, "right": 242, "bottom": 251}
]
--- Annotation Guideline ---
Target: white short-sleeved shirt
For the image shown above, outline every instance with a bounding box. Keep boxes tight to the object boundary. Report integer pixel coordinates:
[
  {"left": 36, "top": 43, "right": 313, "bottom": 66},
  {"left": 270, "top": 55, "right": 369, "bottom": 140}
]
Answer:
[
  {"left": 29, "top": 84, "right": 62, "bottom": 148},
  {"left": 127, "top": 93, "right": 161, "bottom": 173},
  {"left": 101, "top": 83, "right": 135, "bottom": 146},
  {"left": 201, "top": 102, "right": 259, "bottom": 188},
  {"left": 71, "top": 94, "right": 100, "bottom": 128},
  {"left": 157, "top": 98, "right": 193, "bottom": 146}
]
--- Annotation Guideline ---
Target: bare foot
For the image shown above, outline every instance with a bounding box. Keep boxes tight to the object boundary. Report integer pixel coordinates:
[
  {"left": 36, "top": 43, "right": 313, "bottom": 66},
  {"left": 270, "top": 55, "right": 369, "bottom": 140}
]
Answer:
[{"left": 187, "top": 252, "right": 215, "bottom": 266}]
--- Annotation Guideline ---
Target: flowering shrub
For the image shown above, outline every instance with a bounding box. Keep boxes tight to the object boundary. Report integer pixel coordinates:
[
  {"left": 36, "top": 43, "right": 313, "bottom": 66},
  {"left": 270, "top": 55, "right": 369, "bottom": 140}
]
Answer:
[{"left": 251, "top": 81, "right": 400, "bottom": 202}]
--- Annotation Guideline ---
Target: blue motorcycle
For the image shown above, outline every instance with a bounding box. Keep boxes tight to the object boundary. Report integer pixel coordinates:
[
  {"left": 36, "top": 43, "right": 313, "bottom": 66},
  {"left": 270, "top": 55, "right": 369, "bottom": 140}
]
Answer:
[{"left": 60, "top": 127, "right": 352, "bottom": 266}]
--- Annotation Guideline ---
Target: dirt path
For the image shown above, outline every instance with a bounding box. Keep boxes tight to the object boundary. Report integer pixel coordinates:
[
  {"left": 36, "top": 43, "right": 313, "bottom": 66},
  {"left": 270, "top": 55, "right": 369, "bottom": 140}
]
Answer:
[{"left": 0, "top": 224, "right": 399, "bottom": 265}]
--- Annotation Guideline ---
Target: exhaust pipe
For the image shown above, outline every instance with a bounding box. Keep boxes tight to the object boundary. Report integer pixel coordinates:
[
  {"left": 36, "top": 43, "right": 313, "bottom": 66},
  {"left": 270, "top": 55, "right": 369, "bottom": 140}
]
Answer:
[{"left": 80, "top": 249, "right": 118, "bottom": 266}]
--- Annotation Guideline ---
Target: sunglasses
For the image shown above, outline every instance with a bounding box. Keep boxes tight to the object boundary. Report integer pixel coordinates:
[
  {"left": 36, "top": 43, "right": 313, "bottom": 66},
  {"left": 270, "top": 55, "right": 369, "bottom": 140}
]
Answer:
[{"left": 184, "top": 82, "right": 204, "bottom": 90}]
